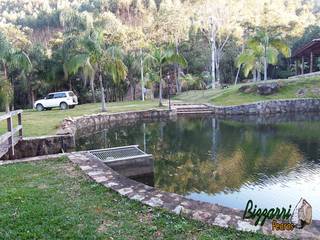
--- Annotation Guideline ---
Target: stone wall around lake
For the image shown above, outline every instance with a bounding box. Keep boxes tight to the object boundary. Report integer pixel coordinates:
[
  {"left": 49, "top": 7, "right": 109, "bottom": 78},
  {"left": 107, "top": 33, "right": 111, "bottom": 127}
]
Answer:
[
  {"left": 1, "top": 135, "right": 75, "bottom": 160},
  {"left": 3, "top": 99, "right": 320, "bottom": 160},
  {"left": 57, "top": 109, "right": 177, "bottom": 136},
  {"left": 208, "top": 98, "right": 320, "bottom": 115},
  {"left": 1, "top": 109, "right": 176, "bottom": 160}
]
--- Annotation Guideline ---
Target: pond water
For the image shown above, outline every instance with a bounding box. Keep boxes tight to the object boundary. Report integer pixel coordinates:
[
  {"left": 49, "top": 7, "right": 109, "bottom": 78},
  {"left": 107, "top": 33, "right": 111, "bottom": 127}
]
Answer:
[{"left": 76, "top": 114, "right": 320, "bottom": 218}]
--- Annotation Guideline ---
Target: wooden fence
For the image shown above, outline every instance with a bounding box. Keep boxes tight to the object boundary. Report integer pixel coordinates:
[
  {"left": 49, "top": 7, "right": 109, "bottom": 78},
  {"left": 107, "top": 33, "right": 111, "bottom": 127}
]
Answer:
[{"left": 0, "top": 110, "right": 23, "bottom": 158}]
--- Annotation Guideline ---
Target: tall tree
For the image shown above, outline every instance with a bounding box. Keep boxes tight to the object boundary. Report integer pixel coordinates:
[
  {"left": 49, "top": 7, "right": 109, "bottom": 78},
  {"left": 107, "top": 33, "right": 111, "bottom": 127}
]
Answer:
[
  {"left": 0, "top": 31, "right": 32, "bottom": 112},
  {"left": 194, "top": 0, "right": 242, "bottom": 88},
  {"left": 66, "top": 29, "right": 127, "bottom": 112},
  {"left": 145, "top": 45, "right": 187, "bottom": 106},
  {"left": 250, "top": 29, "right": 291, "bottom": 80}
]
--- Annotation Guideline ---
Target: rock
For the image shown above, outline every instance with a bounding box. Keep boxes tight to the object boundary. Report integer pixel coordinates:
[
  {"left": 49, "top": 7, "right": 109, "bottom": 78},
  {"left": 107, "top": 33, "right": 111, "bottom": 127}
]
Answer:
[
  {"left": 296, "top": 88, "right": 308, "bottom": 97},
  {"left": 239, "top": 85, "right": 257, "bottom": 94},
  {"left": 311, "top": 87, "right": 320, "bottom": 96},
  {"left": 173, "top": 205, "right": 184, "bottom": 215},
  {"left": 257, "top": 82, "right": 280, "bottom": 95},
  {"left": 291, "top": 198, "right": 312, "bottom": 229}
]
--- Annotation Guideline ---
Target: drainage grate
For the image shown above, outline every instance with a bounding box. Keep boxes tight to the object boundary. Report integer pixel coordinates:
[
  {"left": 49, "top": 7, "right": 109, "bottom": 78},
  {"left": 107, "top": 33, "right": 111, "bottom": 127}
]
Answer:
[{"left": 89, "top": 145, "right": 151, "bottom": 162}]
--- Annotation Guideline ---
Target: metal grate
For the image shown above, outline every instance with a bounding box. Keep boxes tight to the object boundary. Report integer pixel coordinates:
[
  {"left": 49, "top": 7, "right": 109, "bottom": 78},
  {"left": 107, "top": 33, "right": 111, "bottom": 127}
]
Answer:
[{"left": 89, "top": 145, "right": 150, "bottom": 162}]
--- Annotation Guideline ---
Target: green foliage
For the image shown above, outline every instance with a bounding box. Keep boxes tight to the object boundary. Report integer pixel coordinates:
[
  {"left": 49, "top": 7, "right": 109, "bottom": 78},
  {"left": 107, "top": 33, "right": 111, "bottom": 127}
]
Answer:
[
  {"left": 180, "top": 74, "right": 206, "bottom": 90},
  {"left": 237, "top": 29, "right": 291, "bottom": 79},
  {"left": 292, "top": 25, "right": 320, "bottom": 53},
  {"left": 0, "top": 0, "right": 318, "bottom": 108},
  {"left": 0, "top": 76, "right": 13, "bottom": 110}
]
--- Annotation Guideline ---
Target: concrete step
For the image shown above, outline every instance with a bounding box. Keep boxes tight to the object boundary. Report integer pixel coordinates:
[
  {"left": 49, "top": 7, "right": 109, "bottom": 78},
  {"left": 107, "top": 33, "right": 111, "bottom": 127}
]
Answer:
[
  {"left": 177, "top": 111, "right": 213, "bottom": 114},
  {"left": 175, "top": 108, "right": 211, "bottom": 112}
]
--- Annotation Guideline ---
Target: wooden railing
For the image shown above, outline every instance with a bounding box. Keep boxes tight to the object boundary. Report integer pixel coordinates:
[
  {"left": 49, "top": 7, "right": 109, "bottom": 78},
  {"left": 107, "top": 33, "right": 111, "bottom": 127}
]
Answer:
[{"left": 0, "top": 110, "right": 23, "bottom": 157}]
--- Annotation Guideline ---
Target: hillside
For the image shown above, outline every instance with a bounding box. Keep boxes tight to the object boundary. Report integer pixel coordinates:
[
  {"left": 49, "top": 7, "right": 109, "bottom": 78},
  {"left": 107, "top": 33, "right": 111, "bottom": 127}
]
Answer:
[{"left": 174, "top": 77, "right": 320, "bottom": 106}]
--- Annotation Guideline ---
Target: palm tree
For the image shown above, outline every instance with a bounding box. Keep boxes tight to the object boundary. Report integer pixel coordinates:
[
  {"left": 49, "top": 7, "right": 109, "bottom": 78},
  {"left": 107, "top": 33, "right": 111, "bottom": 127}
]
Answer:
[
  {"left": 65, "top": 29, "right": 127, "bottom": 112},
  {"left": 145, "top": 45, "right": 187, "bottom": 107},
  {"left": 124, "top": 51, "right": 140, "bottom": 100},
  {"left": 236, "top": 41, "right": 264, "bottom": 81},
  {"left": 250, "top": 29, "right": 291, "bottom": 80},
  {"left": 237, "top": 29, "right": 290, "bottom": 81},
  {"left": 0, "top": 32, "right": 32, "bottom": 112}
]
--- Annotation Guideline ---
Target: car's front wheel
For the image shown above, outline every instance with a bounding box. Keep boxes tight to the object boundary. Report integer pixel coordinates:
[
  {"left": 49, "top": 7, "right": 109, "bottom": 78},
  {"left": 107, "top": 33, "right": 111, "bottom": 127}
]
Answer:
[
  {"left": 69, "top": 105, "right": 75, "bottom": 109},
  {"left": 36, "top": 104, "right": 44, "bottom": 111},
  {"left": 60, "top": 102, "right": 68, "bottom": 110}
]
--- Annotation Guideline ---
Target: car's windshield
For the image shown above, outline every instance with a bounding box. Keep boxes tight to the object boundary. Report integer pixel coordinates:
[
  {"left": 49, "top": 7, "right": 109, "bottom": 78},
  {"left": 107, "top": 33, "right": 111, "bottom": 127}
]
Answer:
[
  {"left": 46, "top": 94, "right": 54, "bottom": 99},
  {"left": 68, "top": 91, "right": 75, "bottom": 97}
]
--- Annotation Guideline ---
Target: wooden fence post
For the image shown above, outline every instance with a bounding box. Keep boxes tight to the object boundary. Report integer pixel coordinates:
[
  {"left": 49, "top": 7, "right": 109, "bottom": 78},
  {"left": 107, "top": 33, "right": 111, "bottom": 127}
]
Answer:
[
  {"left": 18, "top": 112, "right": 23, "bottom": 138},
  {"left": 7, "top": 114, "right": 14, "bottom": 156}
]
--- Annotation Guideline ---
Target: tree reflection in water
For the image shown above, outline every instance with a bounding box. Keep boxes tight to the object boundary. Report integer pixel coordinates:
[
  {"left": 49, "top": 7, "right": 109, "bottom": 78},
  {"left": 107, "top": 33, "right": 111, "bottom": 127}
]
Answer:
[{"left": 76, "top": 114, "right": 320, "bottom": 216}]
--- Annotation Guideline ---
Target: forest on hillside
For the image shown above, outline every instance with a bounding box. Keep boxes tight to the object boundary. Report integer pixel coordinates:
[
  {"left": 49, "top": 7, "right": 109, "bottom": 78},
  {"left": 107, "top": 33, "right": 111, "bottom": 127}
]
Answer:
[{"left": 0, "top": 0, "right": 320, "bottom": 110}]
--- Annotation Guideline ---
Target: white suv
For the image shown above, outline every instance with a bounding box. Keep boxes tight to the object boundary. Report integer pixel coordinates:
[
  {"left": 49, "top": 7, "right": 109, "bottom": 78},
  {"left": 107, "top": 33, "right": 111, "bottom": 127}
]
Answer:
[{"left": 34, "top": 91, "right": 78, "bottom": 111}]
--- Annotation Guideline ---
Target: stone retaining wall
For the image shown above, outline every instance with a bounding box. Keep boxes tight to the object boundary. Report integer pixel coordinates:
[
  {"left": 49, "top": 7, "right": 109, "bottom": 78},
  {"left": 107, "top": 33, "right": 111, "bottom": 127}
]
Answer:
[
  {"left": 58, "top": 109, "right": 176, "bottom": 136},
  {"left": 1, "top": 135, "right": 75, "bottom": 160},
  {"left": 209, "top": 98, "right": 320, "bottom": 115},
  {"left": 1, "top": 110, "right": 175, "bottom": 160}
]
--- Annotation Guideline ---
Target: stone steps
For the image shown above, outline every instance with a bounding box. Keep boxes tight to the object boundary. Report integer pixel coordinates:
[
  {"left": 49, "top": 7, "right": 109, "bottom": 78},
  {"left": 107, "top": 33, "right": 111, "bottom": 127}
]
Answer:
[
  {"left": 173, "top": 104, "right": 213, "bottom": 114},
  {"left": 176, "top": 111, "right": 213, "bottom": 115}
]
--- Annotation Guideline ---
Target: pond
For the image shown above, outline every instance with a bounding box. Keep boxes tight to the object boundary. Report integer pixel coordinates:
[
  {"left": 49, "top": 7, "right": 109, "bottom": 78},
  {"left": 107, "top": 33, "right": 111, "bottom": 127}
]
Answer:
[{"left": 76, "top": 113, "right": 320, "bottom": 219}]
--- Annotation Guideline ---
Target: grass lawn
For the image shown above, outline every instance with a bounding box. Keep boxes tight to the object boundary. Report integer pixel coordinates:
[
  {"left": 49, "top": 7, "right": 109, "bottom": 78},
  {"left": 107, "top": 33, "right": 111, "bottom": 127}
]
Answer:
[
  {"left": 0, "top": 158, "right": 275, "bottom": 239},
  {"left": 175, "top": 77, "right": 320, "bottom": 106},
  {"left": 0, "top": 100, "right": 163, "bottom": 137}
]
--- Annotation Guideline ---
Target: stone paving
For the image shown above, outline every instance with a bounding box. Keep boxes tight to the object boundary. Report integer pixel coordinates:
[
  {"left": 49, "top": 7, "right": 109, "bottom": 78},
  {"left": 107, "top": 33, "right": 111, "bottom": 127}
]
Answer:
[{"left": 68, "top": 152, "right": 320, "bottom": 239}]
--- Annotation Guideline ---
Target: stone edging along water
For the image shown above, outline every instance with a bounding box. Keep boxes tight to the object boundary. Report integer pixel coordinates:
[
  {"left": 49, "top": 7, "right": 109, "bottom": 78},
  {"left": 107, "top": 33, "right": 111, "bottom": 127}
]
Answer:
[
  {"left": 3, "top": 98, "right": 319, "bottom": 159},
  {"left": 57, "top": 98, "right": 320, "bottom": 135},
  {"left": 207, "top": 98, "right": 320, "bottom": 115},
  {"left": 67, "top": 152, "right": 320, "bottom": 239}
]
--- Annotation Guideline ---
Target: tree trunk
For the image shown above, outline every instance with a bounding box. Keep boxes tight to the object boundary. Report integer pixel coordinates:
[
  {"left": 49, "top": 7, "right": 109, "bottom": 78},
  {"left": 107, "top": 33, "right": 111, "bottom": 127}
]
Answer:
[
  {"left": 159, "top": 67, "right": 163, "bottom": 107},
  {"left": 264, "top": 45, "right": 268, "bottom": 80},
  {"left": 253, "top": 69, "right": 257, "bottom": 82},
  {"left": 31, "top": 90, "right": 35, "bottom": 108},
  {"left": 175, "top": 40, "right": 181, "bottom": 93},
  {"left": 234, "top": 65, "right": 241, "bottom": 85},
  {"left": 5, "top": 104, "right": 10, "bottom": 113},
  {"left": 140, "top": 48, "right": 145, "bottom": 101},
  {"left": 90, "top": 73, "right": 96, "bottom": 103},
  {"left": 131, "top": 83, "right": 134, "bottom": 101},
  {"left": 3, "top": 61, "right": 7, "bottom": 79},
  {"left": 211, "top": 39, "right": 216, "bottom": 89},
  {"left": 2, "top": 61, "right": 10, "bottom": 113},
  {"left": 257, "top": 70, "right": 261, "bottom": 81},
  {"left": 216, "top": 50, "right": 221, "bottom": 86},
  {"left": 235, "top": 42, "right": 245, "bottom": 85},
  {"left": 210, "top": 19, "right": 216, "bottom": 89},
  {"left": 99, "top": 70, "right": 106, "bottom": 112},
  {"left": 133, "top": 84, "right": 136, "bottom": 100}
]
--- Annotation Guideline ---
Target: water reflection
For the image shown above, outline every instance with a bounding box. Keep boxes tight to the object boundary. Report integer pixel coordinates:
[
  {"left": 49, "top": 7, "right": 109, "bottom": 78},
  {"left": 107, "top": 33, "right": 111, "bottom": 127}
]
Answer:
[{"left": 76, "top": 113, "right": 320, "bottom": 218}]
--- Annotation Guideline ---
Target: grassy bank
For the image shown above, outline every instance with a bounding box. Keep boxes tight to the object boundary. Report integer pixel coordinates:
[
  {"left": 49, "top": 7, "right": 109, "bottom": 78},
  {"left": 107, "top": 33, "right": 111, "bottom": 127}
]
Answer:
[
  {"left": 175, "top": 77, "right": 320, "bottom": 106},
  {"left": 0, "top": 100, "right": 162, "bottom": 137},
  {"left": 0, "top": 158, "right": 274, "bottom": 239},
  {"left": 2, "top": 77, "right": 319, "bottom": 137}
]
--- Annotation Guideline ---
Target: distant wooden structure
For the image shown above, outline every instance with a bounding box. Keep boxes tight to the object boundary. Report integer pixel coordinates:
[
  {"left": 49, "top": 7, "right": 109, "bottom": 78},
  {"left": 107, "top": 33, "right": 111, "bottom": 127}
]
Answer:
[
  {"left": 292, "top": 39, "right": 320, "bottom": 76},
  {"left": 0, "top": 110, "right": 23, "bottom": 158}
]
